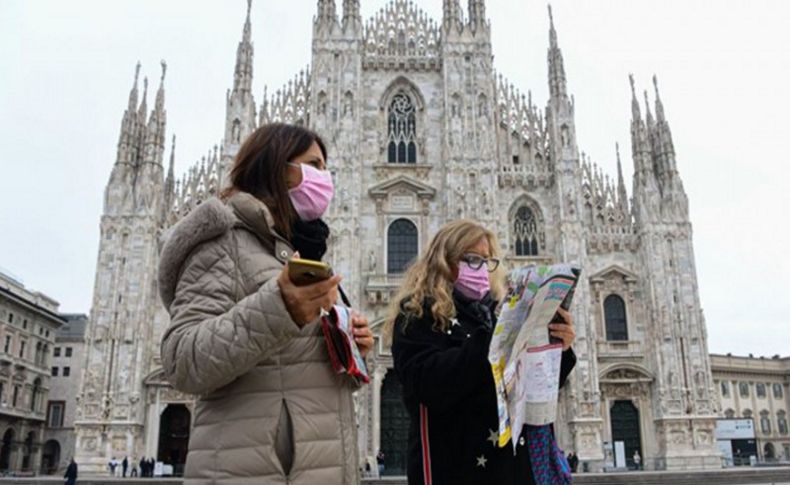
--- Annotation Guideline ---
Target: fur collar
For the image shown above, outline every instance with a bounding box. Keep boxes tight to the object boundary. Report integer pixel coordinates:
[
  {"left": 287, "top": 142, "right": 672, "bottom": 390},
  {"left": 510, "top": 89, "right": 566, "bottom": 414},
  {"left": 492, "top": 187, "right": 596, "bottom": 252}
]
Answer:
[{"left": 158, "top": 197, "right": 236, "bottom": 308}]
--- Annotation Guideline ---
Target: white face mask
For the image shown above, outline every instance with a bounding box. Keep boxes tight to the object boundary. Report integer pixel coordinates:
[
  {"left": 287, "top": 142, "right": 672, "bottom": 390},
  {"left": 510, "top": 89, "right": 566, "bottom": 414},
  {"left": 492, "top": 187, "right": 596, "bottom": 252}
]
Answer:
[{"left": 287, "top": 163, "right": 334, "bottom": 221}]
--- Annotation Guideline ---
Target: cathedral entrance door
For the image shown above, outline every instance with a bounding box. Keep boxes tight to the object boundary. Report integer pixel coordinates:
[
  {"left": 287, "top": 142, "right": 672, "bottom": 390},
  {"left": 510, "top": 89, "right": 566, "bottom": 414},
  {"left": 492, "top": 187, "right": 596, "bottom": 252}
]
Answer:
[
  {"left": 610, "top": 400, "right": 642, "bottom": 469},
  {"left": 380, "top": 371, "right": 408, "bottom": 476},
  {"left": 157, "top": 404, "right": 190, "bottom": 477}
]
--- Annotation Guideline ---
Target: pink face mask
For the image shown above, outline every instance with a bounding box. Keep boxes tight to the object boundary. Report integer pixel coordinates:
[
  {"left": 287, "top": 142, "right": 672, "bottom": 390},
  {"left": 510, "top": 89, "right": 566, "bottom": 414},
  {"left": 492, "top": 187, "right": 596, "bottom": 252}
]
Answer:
[
  {"left": 454, "top": 261, "right": 491, "bottom": 300},
  {"left": 288, "top": 162, "right": 334, "bottom": 221}
]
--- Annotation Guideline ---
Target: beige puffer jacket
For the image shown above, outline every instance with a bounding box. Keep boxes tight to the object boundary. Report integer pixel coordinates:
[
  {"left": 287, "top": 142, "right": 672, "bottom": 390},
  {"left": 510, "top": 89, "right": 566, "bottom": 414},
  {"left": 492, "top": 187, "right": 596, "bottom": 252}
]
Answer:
[{"left": 158, "top": 192, "right": 360, "bottom": 485}]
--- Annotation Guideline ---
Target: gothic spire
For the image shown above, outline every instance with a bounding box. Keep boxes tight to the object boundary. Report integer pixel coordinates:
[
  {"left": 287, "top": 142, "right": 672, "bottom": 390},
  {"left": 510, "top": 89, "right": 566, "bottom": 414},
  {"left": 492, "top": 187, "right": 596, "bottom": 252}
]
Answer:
[
  {"left": 653, "top": 74, "right": 665, "bottom": 122},
  {"left": 644, "top": 89, "right": 654, "bottom": 131},
  {"left": 316, "top": 0, "right": 338, "bottom": 30},
  {"left": 154, "top": 60, "right": 167, "bottom": 114},
  {"left": 162, "top": 134, "right": 176, "bottom": 221},
  {"left": 232, "top": 0, "right": 254, "bottom": 96},
  {"left": 443, "top": 0, "right": 462, "bottom": 34},
  {"left": 138, "top": 76, "right": 148, "bottom": 120},
  {"left": 468, "top": 0, "right": 486, "bottom": 31},
  {"left": 342, "top": 0, "right": 361, "bottom": 32},
  {"left": 128, "top": 62, "right": 141, "bottom": 111},
  {"left": 116, "top": 63, "right": 143, "bottom": 167},
  {"left": 629, "top": 73, "right": 641, "bottom": 121},
  {"left": 547, "top": 4, "right": 567, "bottom": 99},
  {"left": 167, "top": 135, "right": 176, "bottom": 186},
  {"left": 616, "top": 142, "right": 629, "bottom": 213}
]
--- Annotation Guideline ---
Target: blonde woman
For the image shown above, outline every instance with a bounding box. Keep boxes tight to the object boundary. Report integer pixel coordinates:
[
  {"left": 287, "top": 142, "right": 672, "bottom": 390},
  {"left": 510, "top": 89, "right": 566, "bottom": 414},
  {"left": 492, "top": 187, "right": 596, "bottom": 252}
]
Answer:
[{"left": 389, "top": 220, "right": 577, "bottom": 485}]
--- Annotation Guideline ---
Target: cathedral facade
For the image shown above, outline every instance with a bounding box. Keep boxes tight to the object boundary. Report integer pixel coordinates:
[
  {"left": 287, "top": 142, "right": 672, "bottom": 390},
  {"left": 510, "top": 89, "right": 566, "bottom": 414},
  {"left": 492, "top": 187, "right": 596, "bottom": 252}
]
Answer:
[{"left": 74, "top": 0, "right": 723, "bottom": 474}]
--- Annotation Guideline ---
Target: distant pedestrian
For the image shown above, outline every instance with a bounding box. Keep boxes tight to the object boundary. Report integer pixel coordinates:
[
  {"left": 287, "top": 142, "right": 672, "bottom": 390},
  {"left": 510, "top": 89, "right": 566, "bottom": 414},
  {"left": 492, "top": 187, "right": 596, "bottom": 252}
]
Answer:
[
  {"left": 148, "top": 457, "right": 156, "bottom": 476},
  {"left": 122, "top": 456, "right": 129, "bottom": 477},
  {"left": 139, "top": 456, "right": 147, "bottom": 477},
  {"left": 376, "top": 449, "right": 385, "bottom": 476},
  {"left": 64, "top": 458, "right": 78, "bottom": 485},
  {"left": 568, "top": 452, "right": 579, "bottom": 473},
  {"left": 130, "top": 456, "right": 138, "bottom": 477},
  {"left": 633, "top": 450, "right": 642, "bottom": 470},
  {"left": 109, "top": 457, "right": 118, "bottom": 476}
]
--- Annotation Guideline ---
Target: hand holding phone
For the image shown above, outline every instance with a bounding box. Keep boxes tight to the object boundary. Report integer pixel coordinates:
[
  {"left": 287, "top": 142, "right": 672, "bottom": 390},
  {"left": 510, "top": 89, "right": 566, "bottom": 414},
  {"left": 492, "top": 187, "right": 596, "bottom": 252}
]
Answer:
[{"left": 288, "top": 258, "right": 334, "bottom": 286}]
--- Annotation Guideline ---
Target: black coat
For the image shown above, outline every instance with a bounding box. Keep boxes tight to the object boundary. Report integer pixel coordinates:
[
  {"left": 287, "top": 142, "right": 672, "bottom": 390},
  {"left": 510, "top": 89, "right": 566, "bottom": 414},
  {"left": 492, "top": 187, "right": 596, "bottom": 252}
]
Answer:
[
  {"left": 64, "top": 461, "right": 78, "bottom": 484},
  {"left": 392, "top": 293, "right": 576, "bottom": 485}
]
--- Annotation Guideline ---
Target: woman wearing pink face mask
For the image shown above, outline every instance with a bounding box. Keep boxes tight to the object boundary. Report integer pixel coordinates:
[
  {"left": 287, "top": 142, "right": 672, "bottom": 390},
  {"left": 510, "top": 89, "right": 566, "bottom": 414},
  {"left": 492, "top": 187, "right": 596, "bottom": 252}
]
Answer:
[
  {"left": 388, "top": 220, "right": 576, "bottom": 485},
  {"left": 158, "top": 123, "right": 372, "bottom": 484}
]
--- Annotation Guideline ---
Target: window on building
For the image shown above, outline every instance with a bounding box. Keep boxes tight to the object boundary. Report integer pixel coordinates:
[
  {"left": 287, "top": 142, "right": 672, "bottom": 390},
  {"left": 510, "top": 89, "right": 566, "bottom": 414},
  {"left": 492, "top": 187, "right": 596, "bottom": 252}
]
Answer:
[
  {"left": 47, "top": 401, "right": 65, "bottom": 428},
  {"left": 62, "top": 367, "right": 71, "bottom": 377},
  {"left": 387, "top": 91, "right": 417, "bottom": 164},
  {"left": 53, "top": 347, "right": 61, "bottom": 357},
  {"left": 512, "top": 155, "right": 519, "bottom": 164},
  {"left": 18, "top": 340, "right": 26, "bottom": 359},
  {"left": 12, "top": 386, "right": 19, "bottom": 408},
  {"left": 777, "top": 411, "right": 788, "bottom": 435},
  {"left": 720, "top": 381, "right": 730, "bottom": 398},
  {"left": 3, "top": 336, "right": 10, "bottom": 354},
  {"left": 724, "top": 408, "right": 735, "bottom": 419},
  {"left": 45, "top": 330, "right": 49, "bottom": 338},
  {"left": 739, "top": 382, "right": 750, "bottom": 398},
  {"left": 22, "top": 319, "right": 27, "bottom": 330},
  {"left": 51, "top": 367, "right": 58, "bottom": 377},
  {"left": 31, "top": 379, "right": 41, "bottom": 412},
  {"left": 757, "top": 383, "right": 767, "bottom": 398},
  {"left": 0, "top": 382, "right": 4, "bottom": 404},
  {"left": 773, "top": 383, "right": 784, "bottom": 399},
  {"left": 513, "top": 206, "right": 539, "bottom": 256},
  {"left": 604, "top": 295, "right": 629, "bottom": 341},
  {"left": 65, "top": 347, "right": 72, "bottom": 358},
  {"left": 760, "top": 410, "right": 771, "bottom": 434},
  {"left": 387, "top": 219, "right": 418, "bottom": 274}
]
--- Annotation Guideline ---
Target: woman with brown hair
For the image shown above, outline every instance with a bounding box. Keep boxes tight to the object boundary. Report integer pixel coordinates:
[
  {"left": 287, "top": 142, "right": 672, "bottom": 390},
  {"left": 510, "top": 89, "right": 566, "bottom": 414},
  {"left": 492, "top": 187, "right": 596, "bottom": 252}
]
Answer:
[
  {"left": 389, "top": 220, "right": 576, "bottom": 485},
  {"left": 158, "top": 123, "right": 373, "bottom": 484}
]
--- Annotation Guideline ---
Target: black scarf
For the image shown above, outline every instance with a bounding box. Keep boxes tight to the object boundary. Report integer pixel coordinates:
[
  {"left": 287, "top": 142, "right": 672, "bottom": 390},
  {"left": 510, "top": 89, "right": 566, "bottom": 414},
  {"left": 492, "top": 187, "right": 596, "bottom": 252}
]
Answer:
[
  {"left": 290, "top": 218, "right": 330, "bottom": 262},
  {"left": 453, "top": 289, "right": 497, "bottom": 331}
]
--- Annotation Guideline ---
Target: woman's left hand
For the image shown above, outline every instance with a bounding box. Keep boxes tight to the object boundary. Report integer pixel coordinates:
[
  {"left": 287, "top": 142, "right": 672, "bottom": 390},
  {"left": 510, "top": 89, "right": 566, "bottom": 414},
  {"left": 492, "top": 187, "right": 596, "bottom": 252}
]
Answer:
[
  {"left": 549, "top": 308, "right": 576, "bottom": 351},
  {"left": 351, "top": 311, "right": 374, "bottom": 358}
]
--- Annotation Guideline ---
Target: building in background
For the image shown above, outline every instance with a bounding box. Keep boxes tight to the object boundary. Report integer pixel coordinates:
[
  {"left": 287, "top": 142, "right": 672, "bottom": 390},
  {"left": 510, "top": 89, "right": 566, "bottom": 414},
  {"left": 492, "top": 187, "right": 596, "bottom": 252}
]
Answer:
[
  {"left": 712, "top": 353, "right": 790, "bottom": 463},
  {"left": 74, "top": 0, "right": 723, "bottom": 473},
  {"left": 41, "top": 313, "right": 88, "bottom": 475},
  {"left": 0, "top": 270, "right": 64, "bottom": 474}
]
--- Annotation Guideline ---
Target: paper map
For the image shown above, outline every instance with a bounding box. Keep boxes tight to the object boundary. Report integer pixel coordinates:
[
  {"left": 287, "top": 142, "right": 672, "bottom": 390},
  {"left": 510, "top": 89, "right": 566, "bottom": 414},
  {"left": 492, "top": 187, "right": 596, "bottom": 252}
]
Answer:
[{"left": 488, "top": 263, "right": 581, "bottom": 451}]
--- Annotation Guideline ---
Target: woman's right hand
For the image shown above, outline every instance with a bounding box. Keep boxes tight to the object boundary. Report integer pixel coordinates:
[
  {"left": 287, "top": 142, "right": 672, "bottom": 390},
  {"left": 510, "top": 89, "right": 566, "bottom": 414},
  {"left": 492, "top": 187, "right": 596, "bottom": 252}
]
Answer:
[{"left": 277, "top": 260, "right": 341, "bottom": 328}]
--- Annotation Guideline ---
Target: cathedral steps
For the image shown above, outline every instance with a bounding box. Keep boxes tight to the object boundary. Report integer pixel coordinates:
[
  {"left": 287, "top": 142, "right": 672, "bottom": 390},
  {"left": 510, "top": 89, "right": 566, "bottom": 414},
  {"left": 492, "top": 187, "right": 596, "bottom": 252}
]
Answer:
[
  {"left": 0, "top": 467, "right": 788, "bottom": 484},
  {"left": 360, "top": 467, "right": 790, "bottom": 485}
]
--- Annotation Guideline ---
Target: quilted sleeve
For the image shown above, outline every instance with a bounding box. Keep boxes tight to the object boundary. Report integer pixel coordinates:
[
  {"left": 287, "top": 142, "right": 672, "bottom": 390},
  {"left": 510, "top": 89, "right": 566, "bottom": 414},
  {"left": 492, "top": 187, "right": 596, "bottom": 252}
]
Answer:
[{"left": 160, "top": 239, "right": 300, "bottom": 395}]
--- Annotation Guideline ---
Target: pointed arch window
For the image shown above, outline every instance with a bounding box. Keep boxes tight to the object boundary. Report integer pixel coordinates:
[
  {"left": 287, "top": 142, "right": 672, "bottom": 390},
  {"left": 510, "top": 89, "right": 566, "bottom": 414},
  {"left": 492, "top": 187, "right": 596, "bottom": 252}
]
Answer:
[
  {"left": 604, "top": 294, "right": 628, "bottom": 341},
  {"left": 387, "top": 219, "right": 418, "bottom": 274},
  {"left": 388, "top": 92, "right": 417, "bottom": 164},
  {"left": 513, "top": 206, "right": 539, "bottom": 256}
]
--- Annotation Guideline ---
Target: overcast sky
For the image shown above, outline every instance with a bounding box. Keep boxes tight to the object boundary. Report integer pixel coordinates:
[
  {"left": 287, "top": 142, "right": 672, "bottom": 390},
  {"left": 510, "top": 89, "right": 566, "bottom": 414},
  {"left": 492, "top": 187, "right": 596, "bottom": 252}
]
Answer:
[{"left": 1, "top": 0, "right": 788, "bottom": 357}]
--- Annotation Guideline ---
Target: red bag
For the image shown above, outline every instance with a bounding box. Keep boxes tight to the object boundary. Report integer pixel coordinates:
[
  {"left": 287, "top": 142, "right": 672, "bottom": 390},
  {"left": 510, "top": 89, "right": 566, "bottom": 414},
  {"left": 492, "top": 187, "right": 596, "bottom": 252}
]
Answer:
[{"left": 321, "top": 305, "right": 370, "bottom": 384}]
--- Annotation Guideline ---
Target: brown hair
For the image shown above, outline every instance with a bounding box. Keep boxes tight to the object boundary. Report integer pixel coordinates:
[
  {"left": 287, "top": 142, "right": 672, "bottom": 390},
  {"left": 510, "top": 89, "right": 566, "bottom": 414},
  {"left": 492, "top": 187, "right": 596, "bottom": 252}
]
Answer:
[{"left": 220, "top": 123, "right": 327, "bottom": 238}]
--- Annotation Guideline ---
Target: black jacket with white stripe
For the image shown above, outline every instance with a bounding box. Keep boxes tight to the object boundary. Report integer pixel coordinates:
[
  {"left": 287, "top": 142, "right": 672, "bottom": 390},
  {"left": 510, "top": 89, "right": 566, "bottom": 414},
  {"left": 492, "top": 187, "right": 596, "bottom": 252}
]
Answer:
[{"left": 392, "top": 292, "right": 576, "bottom": 485}]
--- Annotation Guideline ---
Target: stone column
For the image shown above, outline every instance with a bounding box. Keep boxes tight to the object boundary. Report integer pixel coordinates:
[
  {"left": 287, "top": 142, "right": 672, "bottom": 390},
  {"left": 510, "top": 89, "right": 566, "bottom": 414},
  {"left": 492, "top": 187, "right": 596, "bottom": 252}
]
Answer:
[{"left": 145, "top": 388, "right": 162, "bottom": 458}]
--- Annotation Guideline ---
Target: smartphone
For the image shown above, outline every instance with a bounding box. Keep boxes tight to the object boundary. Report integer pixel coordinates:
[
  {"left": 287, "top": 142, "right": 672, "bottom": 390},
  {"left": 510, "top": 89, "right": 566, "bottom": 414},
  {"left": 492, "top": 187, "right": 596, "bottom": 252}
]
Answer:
[
  {"left": 550, "top": 267, "right": 581, "bottom": 345},
  {"left": 288, "top": 258, "right": 334, "bottom": 286}
]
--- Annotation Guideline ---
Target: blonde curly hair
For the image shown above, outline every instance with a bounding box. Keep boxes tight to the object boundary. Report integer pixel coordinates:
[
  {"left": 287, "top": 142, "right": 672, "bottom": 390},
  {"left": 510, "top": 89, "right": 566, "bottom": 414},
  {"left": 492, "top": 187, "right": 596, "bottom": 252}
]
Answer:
[{"left": 384, "top": 219, "right": 505, "bottom": 342}]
